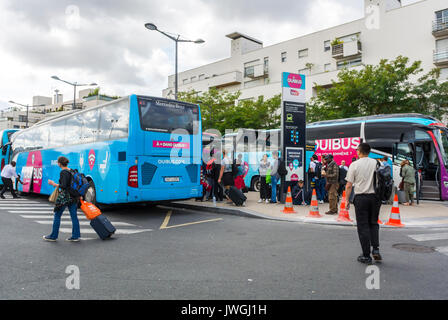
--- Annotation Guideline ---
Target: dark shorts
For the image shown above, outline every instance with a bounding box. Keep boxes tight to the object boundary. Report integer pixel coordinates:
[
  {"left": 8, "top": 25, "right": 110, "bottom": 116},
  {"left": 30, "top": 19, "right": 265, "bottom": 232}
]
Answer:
[{"left": 222, "top": 172, "right": 234, "bottom": 186}]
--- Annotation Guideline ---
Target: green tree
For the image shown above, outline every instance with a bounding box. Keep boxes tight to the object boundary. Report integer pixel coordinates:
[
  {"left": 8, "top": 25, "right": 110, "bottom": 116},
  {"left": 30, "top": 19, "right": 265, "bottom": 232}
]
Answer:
[
  {"left": 307, "top": 56, "right": 447, "bottom": 122},
  {"left": 178, "top": 88, "right": 281, "bottom": 133}
]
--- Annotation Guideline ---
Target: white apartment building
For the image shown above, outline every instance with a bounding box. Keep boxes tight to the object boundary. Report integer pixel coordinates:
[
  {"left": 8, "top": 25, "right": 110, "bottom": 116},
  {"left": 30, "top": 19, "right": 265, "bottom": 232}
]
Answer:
[
  {"left": 163, "top": 0, "right": 448, "bottom": 108},
  {"left": 0, "top": 109, "right": 45, "bottom": 130}
]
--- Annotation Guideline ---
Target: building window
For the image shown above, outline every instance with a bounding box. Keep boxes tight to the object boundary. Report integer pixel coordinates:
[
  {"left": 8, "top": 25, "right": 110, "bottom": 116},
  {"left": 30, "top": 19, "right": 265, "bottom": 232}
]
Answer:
[
  {"left": 19, "top": 115, "right": 28, "bottom": 122},
  {"left": 264, "top": 57, "right": 269, "bottom": 72},
  {"left": 298, "top": 49, "right": 308, "bottom": 58},
  {"left": 13, "top": 125, "right": 20, "bottom": 128},
  {"left": 440, "top": 67, "right": 448, "bottom": 81},
  {"left": 324, "top": 63, "right": 331, "bottom": 72},
  {"left": 281, "top": 52, "right": 287, "bottom": 63},
  {"left": 199, "top": 74, "right": 205, "bottom": 81},
  {"left": 324, "top": 40, "right": 331, "bottom": 52},
  {"left": 244, "top": 65, "right": 254, "bottom": 78},
  {"left": 337, "top": 33, "right": 360, "bottom": 43},
  {"left": 182, "top": 79, "right": 188, "bottom": 84},
  {"left": 190, "top": 76, "right": 197, "bottom": 82},
  {"left": 298, "top": 68, "right": 309, "bottom": 76},
  {"left": 436, "top": 9, "right": 448, "bottom": 22},
  {"left": 337, "top": 58, "right": 362, "bottom": 70}
]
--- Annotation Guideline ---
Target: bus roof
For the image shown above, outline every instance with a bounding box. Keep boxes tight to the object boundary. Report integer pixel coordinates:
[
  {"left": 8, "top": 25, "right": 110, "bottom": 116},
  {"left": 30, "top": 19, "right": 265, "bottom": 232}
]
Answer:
[{"left": 308, "top": 113, "right": 441, "bottom": 128}]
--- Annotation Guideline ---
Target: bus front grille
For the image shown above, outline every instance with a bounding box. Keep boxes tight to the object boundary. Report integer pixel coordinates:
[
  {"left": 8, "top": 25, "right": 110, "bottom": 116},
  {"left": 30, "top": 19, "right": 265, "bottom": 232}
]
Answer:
[
  {"left": 186, "top": 164, "right": 198, "bottom": 183},
  {"left": 141, "top": 162, "right": 157, "bottom": 185}
]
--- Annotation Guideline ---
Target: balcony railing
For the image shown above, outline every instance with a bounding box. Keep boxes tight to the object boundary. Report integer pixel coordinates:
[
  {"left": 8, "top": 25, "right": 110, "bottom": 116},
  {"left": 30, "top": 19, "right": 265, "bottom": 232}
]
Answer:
[
  {"left": 434, "top": 49, "right": 448, "bottom": 66},
  {"left": 433, "top": 18, "right": 448, "bottom": 37},
  {"left": 332, "top": 40, "right": 362, "bottom": 59}
]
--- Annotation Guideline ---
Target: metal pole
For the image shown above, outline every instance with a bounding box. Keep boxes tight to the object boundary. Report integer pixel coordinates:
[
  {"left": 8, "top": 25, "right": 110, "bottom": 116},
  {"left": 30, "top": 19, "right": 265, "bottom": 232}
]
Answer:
[
  {"left": 73, "top": 83, "right": 77, "bottom": 110},
  {"left": 175, "top": 37, "right": 178, "bottom": 100},
  {"left": 26, "top": 105, "right": 29, "bottom": 128}
]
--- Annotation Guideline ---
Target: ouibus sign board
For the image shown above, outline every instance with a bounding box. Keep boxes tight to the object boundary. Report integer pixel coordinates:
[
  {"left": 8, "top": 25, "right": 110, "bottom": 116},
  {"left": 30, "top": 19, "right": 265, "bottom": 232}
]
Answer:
[{"left": 281, "top": 72, "right": 306, "bottom": 184}]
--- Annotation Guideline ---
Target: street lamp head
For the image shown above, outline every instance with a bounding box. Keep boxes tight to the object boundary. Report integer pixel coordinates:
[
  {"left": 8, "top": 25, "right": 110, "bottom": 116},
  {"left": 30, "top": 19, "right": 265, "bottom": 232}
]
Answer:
[
  {"left": 145, "top": 23, "right": 157, "bottom": 31},
  {"left": 51, "top": 75, "right": 60, "bottom": 80},
  {"left": 194, "top": 39, "right": 205, "bottom": 44},
  {"left": 8, "top": 100, "right": 15, "bottom": 104},
  {"left": 90, "top": 83, "right": 98, "bottom": 86}
]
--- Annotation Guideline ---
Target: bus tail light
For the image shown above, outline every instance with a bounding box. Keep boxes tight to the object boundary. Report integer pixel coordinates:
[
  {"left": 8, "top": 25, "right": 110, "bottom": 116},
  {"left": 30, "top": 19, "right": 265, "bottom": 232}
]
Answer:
[{"left": 128, "top": 165, "right": 138, "bottom": 188}]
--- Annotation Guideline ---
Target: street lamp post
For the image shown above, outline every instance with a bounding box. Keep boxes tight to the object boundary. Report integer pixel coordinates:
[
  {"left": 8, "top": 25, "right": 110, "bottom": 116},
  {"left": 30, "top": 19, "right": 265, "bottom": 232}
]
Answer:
[
  {"left": 51, "top": 76, "right": 97, "bottom": 110},
  {"left": 144, "top": 23, "right": 204, "bottom": 100},
  {"left": 8, "top": 101, "right": 45, "bottom": 128}
]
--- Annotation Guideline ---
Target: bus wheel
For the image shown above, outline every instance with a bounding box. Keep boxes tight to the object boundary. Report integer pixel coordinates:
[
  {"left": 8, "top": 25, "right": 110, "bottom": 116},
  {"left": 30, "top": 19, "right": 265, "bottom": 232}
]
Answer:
[
  {"left": 251, "top": 176, "right": 261, "bottom": 192},
  {"left": 84, "top": 180, "right": 96, "bottom": 205}
]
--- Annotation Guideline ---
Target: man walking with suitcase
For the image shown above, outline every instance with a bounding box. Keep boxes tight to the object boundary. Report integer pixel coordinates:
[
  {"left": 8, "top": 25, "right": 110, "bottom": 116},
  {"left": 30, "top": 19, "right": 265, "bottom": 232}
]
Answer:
[
  {"left": 0, "top": 161, "right": 23, "bottom": 199},
  {"left": 345, "top": 143, "right": 382, "bottom": 264}
]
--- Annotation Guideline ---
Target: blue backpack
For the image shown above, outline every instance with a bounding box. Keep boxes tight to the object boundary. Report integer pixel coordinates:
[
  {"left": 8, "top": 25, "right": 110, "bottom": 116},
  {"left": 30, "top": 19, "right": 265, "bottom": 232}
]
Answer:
[{"left": 69, "top": 169, "right": 91, "bottom": 197}]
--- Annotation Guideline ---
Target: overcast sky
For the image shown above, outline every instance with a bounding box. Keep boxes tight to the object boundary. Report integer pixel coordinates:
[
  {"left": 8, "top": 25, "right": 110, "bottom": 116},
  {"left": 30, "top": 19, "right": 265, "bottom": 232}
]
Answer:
[{"left": 0, "top": 0, "right": 421, "bottom": 110}]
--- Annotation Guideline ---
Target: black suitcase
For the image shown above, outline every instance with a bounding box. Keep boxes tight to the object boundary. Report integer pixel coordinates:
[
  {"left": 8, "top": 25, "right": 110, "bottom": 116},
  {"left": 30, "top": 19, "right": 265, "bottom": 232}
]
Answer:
[
  {"left": 225, "top": 186, "right": 247, "bottom": 206},
  {"left": 90, "top": 214, "right": 116, "bottom": 239}
]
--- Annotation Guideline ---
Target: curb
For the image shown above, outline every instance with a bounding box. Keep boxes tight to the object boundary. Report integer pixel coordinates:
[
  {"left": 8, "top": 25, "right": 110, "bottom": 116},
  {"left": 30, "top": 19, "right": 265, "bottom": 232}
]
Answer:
[{"left": 167, "top": 202, "right": 448, "bottom": 229}]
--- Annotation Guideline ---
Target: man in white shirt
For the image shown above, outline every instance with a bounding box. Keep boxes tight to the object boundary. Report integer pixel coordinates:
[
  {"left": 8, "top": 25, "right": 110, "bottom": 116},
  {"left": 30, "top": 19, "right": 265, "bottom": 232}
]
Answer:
[
  {"left": 0, "top": 161, "right": 23, "bottom": 199},
  {"left": 345, "top": 143, "right": 382, "bottom": 264}
]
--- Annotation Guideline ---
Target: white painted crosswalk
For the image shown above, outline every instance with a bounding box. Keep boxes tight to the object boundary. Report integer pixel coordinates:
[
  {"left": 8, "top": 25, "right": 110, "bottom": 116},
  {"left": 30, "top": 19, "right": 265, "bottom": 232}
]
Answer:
[
  {"left": 0, "top": 196, "right": 153, "bottom": 238},
  {"left": 407, "top": 231, "right": 448, "bottom": 258}
]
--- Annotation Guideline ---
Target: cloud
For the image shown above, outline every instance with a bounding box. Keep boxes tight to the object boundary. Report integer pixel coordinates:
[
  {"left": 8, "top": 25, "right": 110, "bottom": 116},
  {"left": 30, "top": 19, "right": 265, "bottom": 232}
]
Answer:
[{"left": 0, "top": 0, "right": 376, "bottom": 105}]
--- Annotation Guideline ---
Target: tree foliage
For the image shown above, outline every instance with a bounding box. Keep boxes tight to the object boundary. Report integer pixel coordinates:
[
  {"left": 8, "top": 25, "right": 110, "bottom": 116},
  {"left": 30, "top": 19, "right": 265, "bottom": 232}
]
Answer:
[
  {"left": 178, "top": 87, "right": 281, "bottom": 133},
  {"left": 307, "top": 56, "right": 448, "bottom": 123}
]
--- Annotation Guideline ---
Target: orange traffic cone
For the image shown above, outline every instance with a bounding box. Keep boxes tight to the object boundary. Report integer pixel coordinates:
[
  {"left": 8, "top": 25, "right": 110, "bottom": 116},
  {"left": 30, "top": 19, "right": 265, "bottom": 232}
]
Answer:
[
  {"left": 337, "top": 190, "right": 353, "bottom": 222},
  {"left": 385, "top": 194, "right": 404, "bottom": 227},
  {"left": 307, "top": 189, "right": 322, "bottom": 218},
  {"left": 282, "top": 186, "right": 296, "bottom": 214}
]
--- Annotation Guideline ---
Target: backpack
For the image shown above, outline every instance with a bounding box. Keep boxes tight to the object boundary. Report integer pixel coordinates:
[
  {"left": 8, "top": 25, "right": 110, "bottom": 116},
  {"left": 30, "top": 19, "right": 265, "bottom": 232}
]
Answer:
[
  {"left": 374, "top": 162, "right": 393, "bottom": 202},
  {"left": 338, "top": 166, "right": 348, "bottom": 184},
  {"left": 314, "top": 161, "right": 322, "bottom": 179},
  {"left": 278, "top": 158, "right": 287, "bottom": 176},
  {"left": 205, "top": 158, "right": 216, "bottom": 177},
  {"left": 69, "top": 169, "right": 91, "bottom": 197}
]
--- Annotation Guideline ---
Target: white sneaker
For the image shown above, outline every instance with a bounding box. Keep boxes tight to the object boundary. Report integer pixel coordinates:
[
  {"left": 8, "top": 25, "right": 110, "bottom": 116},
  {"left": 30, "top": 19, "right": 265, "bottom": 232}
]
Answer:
[
  {"left": 258, "top": 199, "right": 263, "bottom": 203},
  {"left": 265, "top": 199, "right": 270, "bottom": 204},
  {"left": 319, "top": 200, "right": 324, "bottom": 204}
]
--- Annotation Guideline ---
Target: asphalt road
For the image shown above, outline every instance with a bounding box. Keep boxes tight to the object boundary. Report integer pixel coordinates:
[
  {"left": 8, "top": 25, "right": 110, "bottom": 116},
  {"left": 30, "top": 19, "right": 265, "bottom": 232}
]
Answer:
[{"left": 0, "top": 194, "right": 447, "bottom": 300}]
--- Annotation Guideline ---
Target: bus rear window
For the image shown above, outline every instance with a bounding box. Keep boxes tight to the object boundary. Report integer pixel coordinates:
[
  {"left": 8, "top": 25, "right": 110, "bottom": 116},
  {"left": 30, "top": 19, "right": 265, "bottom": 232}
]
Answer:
[{"left": 138, "top": 97, "right": 198, "bottom": 134}]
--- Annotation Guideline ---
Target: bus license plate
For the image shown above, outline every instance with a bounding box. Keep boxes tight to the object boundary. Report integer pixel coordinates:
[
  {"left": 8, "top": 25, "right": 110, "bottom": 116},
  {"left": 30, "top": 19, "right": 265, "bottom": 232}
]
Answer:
[{"left": 164, "top": 177, "right": 180, "bottom": 182}]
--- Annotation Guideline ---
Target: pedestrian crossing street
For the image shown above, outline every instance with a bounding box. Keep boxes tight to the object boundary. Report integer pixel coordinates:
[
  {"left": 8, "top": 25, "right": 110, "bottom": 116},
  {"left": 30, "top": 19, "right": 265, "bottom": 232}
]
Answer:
[
  {"left": 0, "top": 196, "right": 152, "bottom": 239},
  {"left": 407, "top": 229, "right": 448, "bottom": 257}
]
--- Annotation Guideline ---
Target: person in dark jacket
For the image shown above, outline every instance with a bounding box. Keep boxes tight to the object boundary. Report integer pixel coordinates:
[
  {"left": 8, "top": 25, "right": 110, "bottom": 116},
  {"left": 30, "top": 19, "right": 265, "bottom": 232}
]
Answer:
[
  {"left": 322, "top": 154, "right": 339, "bottom": 215},
  {"left": 43, "top": 156, "right": 81, "bottom": 242},
  {"left": 292, "top": 180, "right": 310, "bottom": 205}
]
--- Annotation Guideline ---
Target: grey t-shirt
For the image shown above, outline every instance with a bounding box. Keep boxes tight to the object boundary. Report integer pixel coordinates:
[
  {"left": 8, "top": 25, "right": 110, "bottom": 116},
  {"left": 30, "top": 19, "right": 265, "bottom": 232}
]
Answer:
[{"left": 345, "top": 157, "right": 378, "bottom": 195}]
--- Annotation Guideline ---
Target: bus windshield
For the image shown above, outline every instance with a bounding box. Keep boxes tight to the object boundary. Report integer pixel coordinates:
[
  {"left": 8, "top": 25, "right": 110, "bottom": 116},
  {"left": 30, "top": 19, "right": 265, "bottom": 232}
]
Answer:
[
  {"left": 435, "top": 128, "right": 448, "bottom": 167},
  {"left": 138, "top": 97, "right": 198, "bottom": 134}
]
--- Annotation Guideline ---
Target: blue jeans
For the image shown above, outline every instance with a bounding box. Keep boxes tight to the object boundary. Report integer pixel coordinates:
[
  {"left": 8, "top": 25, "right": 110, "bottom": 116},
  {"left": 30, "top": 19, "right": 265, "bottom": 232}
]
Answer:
[
  {"left": 315, "top": 178, "right": 326, "bottom": 201},
  {"left": 271, "top": 175, "right": 279, "bottom": 203},
  {"left": 48, "top": 202, "right": 80, "bottom": 239}
]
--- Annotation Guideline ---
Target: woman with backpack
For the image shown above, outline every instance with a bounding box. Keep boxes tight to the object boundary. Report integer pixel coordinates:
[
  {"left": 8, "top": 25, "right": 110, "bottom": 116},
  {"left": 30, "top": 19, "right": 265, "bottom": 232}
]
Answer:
[{"left": 43, "top": 156, "right": 81, "bottom": 242}]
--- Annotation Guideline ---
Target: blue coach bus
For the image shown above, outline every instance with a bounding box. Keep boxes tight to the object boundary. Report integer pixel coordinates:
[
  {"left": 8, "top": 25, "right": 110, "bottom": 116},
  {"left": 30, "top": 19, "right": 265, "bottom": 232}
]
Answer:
[
  {"left": 9, "top": 95, "right": 203, "bottom": 204},
  {"left": 224, "top": 114, "right": 448, "bottom": 201}
]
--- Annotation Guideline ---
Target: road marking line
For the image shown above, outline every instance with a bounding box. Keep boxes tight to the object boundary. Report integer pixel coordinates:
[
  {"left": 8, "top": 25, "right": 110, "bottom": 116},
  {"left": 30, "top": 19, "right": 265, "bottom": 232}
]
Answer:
[
  {"left": 9, "top": 211, "right": 56, "bottom": 214},
  {"left": 436, "top": 246, "right": 448, "bottom": 255},
  {"left": 35, "top": 221, "right": 136, "bottom": 227},
  {"left": 1, "top": 207, "right": 54, "bottom": 210},
  {"left": 161, "top": 218, "right": 223, "bottom": 229},
  {"left": 21, "top": 215, "right": 87, "bottom": 219},
  {"left": 408, "top": 233, "right": 448, "bottom": 241},
  {"left": 160, "top": 210, "right": 172, "bottom": 229},
  {"left": 58, "top": 228, "right": 153, "bottom": 235}
]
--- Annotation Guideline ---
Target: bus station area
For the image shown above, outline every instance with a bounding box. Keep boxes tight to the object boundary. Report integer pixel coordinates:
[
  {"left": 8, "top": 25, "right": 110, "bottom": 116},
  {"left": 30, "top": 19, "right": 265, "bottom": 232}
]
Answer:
[{"left": 172, "top": 191, "right": 448, "bottom": 228}]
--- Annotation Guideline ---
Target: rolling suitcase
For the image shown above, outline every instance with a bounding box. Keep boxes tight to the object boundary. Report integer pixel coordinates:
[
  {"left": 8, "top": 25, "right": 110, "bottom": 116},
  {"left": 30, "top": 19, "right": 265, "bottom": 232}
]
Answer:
[
  {"left": 225, "top": 186, "right": 247, "bottom": 206},
  {"left": 90, "top": 214, "right": 116, "bottom": 239}
]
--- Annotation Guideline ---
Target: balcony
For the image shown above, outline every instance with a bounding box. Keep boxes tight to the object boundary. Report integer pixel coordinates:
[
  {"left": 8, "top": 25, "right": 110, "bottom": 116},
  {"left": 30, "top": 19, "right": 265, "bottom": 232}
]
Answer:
[
  {"left": 332, "top": 40, "right": 362, "bottom": 59},
  {"left": 433, "top": 18, "right": 448, "bottom": 37},
  {"left": 434, "top": 49, "right": 448, "bottom": 66},
  {"left": 208, "top": 71, "right": 243, "bottom": 89},
  {"left": 245, "top": 64, "right": 269, "bottom": 79}
]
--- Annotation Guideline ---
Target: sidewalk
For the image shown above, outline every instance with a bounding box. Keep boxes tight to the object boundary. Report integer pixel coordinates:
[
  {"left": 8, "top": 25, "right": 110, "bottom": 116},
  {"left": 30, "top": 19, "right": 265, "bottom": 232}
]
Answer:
[{"left": 171, "top": 191, "right": 448, "bottom": 229}]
